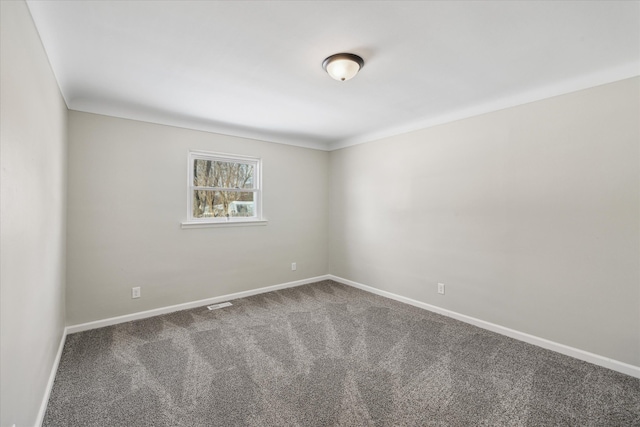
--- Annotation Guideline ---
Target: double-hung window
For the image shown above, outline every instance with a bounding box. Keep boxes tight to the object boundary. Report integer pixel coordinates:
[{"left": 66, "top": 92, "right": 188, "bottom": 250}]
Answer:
[{"left": 185, "top": 150, "right": 263, "bottom": 226}]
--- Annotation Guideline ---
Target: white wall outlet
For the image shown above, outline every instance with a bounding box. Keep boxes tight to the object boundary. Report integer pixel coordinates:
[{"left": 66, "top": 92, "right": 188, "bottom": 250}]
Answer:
[
  {"left": 132, "top": 286, "right": 141, "bottom": 299},
  {"left": 437, "top": 283, "right": 445, "bottom": 295},
  {"left": 291, "top": 262, "right": 297, "bottom": 271}
]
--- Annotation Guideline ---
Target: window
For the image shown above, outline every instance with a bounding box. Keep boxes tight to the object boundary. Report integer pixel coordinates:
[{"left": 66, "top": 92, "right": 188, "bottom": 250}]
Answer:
[{"left": 184, "top": 150, "right": 264, "bottom": 227}]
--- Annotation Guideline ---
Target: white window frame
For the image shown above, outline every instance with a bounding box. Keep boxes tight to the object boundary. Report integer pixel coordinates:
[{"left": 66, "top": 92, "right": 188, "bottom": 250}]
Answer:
[{"left": 182, "top": 150, "right": 266, "bottom": 228}]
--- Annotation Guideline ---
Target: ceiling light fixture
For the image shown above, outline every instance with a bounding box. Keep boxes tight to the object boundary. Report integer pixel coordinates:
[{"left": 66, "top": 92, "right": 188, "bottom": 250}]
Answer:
[{"left": 322, "top": 53, "right": 364, "bottom": 82}]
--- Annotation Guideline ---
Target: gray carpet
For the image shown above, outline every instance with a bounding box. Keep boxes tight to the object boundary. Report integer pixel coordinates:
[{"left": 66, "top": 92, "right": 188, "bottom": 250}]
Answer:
[{"left": 44, "top": 280, "right": 640, "bottom": 426}]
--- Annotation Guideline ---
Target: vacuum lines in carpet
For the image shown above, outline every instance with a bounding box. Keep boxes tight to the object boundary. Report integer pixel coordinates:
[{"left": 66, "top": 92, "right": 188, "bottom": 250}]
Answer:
[{"left": 43, "top": 280, "right": 640, "bottom": 426}]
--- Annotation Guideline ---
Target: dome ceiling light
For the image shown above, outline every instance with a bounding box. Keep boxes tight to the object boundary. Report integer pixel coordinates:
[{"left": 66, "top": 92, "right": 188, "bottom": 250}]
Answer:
[{"left": 322, "top": 53, "right": 364, "bottom": 82}]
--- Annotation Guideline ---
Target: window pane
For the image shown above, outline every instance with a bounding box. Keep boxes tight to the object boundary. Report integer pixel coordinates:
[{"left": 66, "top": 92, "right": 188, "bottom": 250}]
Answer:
[
  {"left": 192, "top": 191, "right": 255, "bottom": 218},
  {"left": 193, "top": 159, "right": 255, "bottom": 189}
]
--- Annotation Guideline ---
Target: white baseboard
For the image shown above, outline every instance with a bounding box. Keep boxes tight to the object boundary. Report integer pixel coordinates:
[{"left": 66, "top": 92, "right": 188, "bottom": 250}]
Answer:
[
  {"left": 39, "top": 273, "right": 638, "bottom": 425},
  {"left": 41, "top": 275, "right": 328, "bottom": 426},
  {"left": 36, "top": 328, "right": 67, "bottom": 427},
  {"left": 328, "top": 275, "right": 640, "bottom": 379},
  {"left": 66, "top": 275, "right": 331, "bottom": 334}
]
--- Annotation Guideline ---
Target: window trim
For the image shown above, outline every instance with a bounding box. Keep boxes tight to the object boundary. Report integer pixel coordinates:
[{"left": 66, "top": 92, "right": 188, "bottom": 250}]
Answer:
[{"left": 182, "top": 150, "right": 265, "bottom": 228}]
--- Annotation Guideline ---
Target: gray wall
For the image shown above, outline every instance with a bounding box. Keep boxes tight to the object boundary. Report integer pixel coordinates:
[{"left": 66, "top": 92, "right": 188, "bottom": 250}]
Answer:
[
  {"left": 66, "top": 111, "right": 329, "bottom": 325},
  {"left": 329, "top": 77, "right": 640, "bottom": 366},
  {"left": 0, "top": 2, "right": 68, "bottom": 426}
]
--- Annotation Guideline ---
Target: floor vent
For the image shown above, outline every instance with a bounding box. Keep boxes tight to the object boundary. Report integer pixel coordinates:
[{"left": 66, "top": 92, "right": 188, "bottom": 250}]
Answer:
[{"left": 207, "top": 302, "right": 233, "bottom": 311}]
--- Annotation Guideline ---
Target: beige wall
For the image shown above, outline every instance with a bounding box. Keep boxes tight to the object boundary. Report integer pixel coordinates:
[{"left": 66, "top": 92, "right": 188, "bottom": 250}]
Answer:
[
  {"left": 0, "top": 1, "right": 68, "bottom": 426},
  {"left": 66, "top": 111, "right": 329, "bottom": 325},
  {"left": 329, "top": 77, "right": 640, "bottom": 366}
]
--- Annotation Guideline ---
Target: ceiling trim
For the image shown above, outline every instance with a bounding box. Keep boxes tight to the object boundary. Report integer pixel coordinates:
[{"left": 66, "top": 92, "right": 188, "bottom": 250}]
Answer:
[
  {"left": 66, "top": 62, "right": 638, "bottom": 153},
  {"left": 68, "top": 104, "right": 332, "bottom": 151},
  {"left": 328, "top": 62, "right": 640, "bottom": 151}
]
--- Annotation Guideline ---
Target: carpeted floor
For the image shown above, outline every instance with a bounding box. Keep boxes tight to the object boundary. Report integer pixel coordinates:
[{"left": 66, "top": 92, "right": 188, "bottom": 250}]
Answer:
[{"left": 44, "top": 280, "right": 640, "bottom": 426}]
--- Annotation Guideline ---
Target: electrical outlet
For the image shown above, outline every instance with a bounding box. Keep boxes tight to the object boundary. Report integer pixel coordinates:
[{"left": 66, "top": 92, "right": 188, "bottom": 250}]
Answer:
[
  {"left": 291, "top": 262, "right": 297, "bottom": 271},
  {"left": 132, "top": 287, "right": 141, "bottom": 299},
  {"left": 437, "top": 283, "right": 445, "bottom": 295}
]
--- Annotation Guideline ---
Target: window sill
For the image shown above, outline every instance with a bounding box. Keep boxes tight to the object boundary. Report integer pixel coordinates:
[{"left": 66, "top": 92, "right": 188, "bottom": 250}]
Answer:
[{"left": 181, "top": 219, "right": 268, "bottom": 229}]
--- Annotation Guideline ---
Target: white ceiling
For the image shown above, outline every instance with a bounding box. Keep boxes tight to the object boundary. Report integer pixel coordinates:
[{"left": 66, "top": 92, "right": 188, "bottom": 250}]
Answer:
[{"left": 26, "top": 1, "right": 640, "bottom": 151}]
